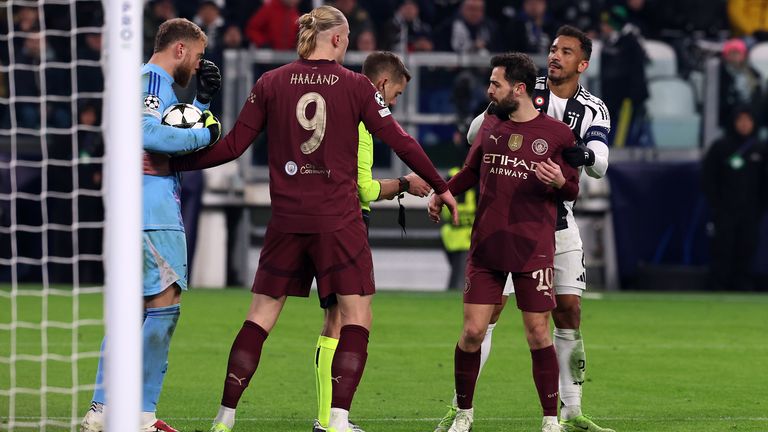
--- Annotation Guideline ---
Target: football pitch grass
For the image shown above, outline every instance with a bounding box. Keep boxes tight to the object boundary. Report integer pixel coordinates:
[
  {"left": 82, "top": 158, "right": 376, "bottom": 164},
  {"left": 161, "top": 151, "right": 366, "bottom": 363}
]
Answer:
[{"left": 2, "top": 288, "right": 767, "bottom": 431}]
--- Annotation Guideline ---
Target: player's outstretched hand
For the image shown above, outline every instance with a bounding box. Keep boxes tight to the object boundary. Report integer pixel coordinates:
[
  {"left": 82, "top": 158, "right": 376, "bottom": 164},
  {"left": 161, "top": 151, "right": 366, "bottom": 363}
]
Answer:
[
  {"left": 427, "top": 193, "right": 443, "bottom": 223},
  {"left": 562, "top": 145, "right": 595, "bottom": 168},
  {"left": 196, "top": 59, "right": 221, "bottom": 104},
  {"left": 143, "top": 151, "right": 171, "bottom": 176},
  {"left": 405, "top": 172, "right": 431, "bottom": 197},
  {"left": 438, "top": 190, "right": 460, "bottom": 225},
  {"left": 535, "top": 158, "right": 566, "bottom": 188},
  {"left": 202, "top": 110, "right": 221, "bottom": 146}
]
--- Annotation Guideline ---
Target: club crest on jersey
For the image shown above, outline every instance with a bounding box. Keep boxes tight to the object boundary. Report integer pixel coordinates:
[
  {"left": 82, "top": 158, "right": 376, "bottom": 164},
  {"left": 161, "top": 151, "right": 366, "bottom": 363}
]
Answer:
[
  {"left": 534, "top": 96, "right": 545, "bottom": 106},
  {"left": 285, "top": 161, "right": 297, "bottom": 176},
  {"left": 247, "top": 92, "right": 257, "bottom": 104},
  {"left": 508, "top": 134, "right": 523, "bottom": 152},
  {"left": 374, "top": 91, "right": 386, "bottom": 107},
  {"left": 143, "top": 95, "right": 160, "bottom": 110},
  {"left": 532, "top": 139, "right": 548, "bottom": 155},
  {"left": 565, "top": 110, "right": 580, "bottom": 129},
  {"left": 463, "top": 276, "right": 471, "bottom": 294}
]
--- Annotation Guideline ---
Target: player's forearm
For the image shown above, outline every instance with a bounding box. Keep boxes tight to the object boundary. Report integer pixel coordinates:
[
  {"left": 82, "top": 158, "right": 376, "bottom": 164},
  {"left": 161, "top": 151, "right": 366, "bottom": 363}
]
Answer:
[
  {"left": 375, "top": 123, "right": 448, "bottom": 194},
  {"left": 558, "top": 178, "right": 579, "bottom": 201},
  {"left": 377, "top": 178, "right": 401, "bottom": 200},
  {"left": 447, "top": 167, "right": 478, "bottom": 196},
  {"left": 170, "top": 119, "right": 258, "bottom": 171},
  {"left": 585, "top": 140, "right": 609, "bottom": 178},
  {"left": 142, "top": 117, "right": 210, "bottom": 154}
]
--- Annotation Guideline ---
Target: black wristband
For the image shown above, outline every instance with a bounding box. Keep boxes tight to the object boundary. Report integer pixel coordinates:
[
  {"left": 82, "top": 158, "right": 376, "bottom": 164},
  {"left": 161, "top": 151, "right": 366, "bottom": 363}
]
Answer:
[{"left": 397, "top": 176, "right": 409, "bottom": 194}]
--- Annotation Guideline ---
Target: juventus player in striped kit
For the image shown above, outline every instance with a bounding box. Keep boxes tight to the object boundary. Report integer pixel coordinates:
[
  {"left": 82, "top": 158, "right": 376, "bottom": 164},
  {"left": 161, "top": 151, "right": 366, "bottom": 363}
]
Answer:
[{"left": 435, "top": 25, "right": 614, "bottom": 432}]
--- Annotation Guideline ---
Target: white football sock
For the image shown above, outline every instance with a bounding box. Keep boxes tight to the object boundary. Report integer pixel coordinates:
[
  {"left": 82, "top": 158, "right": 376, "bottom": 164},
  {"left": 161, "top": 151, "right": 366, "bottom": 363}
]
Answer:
[
  {"left": 542, "top": 415, "right": 559, "bottom": 425},
  {"left": 561, "top": 404, "right": 582, "bottom": 420},
  {"left": 214, "top": 405, "right": 236, "bottom": 428},
  {"left": 141, "top": 411, "right": 156, "bottom": 426},
  {"left": 554, "top": 327, "right": 584, "bottom": 419},
  {"left": 329, "top": 407, "right": 349, "bottom": 431},
  {"left": 477, "top": 323, "right": 496, "bottom": 377}
]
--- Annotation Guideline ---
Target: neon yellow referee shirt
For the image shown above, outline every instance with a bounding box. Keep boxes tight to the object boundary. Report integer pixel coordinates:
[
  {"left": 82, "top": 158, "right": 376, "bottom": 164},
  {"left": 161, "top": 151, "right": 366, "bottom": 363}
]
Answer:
[{"left": 357, "top": 122, "right": 380, "bottom": 212}]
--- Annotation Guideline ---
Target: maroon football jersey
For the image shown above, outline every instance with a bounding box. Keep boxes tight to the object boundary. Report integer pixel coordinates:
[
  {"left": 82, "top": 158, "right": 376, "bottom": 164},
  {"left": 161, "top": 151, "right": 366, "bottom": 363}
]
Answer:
[
  {"left": 449, "top": 112, "right": 579, "bottom": 272},
  {"left": 171, "top": 59, "right": 447, "bottom": 233}
]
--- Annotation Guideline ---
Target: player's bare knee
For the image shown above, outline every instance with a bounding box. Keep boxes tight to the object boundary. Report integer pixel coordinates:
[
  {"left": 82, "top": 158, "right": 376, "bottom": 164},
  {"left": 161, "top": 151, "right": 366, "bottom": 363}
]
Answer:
[
  {"left": 461, "top": 323, "right": 487, "bottom": 349},
  {"left": 144, "top": 283, "right": 181, "bottom": 308},
  {"left": 524, "top": 320, "right": 552, "bottom": 349}
]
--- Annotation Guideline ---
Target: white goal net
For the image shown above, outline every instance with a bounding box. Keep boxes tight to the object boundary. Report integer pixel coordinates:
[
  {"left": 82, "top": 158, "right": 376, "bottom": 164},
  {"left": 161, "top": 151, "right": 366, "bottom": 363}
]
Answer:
[{"left": 1, "top": 0, "right": 142, "bottom": 430}]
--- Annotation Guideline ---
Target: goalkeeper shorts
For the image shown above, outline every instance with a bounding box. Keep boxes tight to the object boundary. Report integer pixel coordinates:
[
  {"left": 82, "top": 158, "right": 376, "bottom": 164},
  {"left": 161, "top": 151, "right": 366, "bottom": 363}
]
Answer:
[{"left": 143, "top": 230, "right": 188, "bottom": 297}]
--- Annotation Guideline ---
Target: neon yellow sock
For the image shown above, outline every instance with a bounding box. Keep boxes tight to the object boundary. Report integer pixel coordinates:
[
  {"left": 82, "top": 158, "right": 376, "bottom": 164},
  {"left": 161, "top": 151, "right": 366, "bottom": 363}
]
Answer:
[{"left": 315, "top": 335, "right": 338, "bottom": 428}]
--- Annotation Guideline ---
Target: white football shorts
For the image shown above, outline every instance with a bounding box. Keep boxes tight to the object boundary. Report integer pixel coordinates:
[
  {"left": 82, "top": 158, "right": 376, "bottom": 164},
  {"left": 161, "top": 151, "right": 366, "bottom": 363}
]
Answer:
[{"left": 502, "top": 249, "right": 586, "bottom": 296}]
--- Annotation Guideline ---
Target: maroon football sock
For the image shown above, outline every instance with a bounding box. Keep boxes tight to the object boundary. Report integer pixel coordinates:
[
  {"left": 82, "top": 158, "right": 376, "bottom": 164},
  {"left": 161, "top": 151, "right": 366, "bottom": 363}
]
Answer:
[
  {"left": 220, "top": 320, "right": 269, "bottom": 408},
  {"left": 531, "top": 345, "right": 559, "bottom": 416},
  {"left": 331, "top": 325, "right": 369, "bottom": 410},
  {"left": 454, "top": 344, "right": 481, "bottom": 409}
]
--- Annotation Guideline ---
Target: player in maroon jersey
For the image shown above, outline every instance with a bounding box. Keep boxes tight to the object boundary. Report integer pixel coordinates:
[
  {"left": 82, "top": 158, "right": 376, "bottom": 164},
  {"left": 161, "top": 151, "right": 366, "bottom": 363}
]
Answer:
[
  {"left": 429, "top": 52, "right": 579, "bottom": 432},
  {"left": 147, "top": 6, "right": 459, "bottom": 432}
]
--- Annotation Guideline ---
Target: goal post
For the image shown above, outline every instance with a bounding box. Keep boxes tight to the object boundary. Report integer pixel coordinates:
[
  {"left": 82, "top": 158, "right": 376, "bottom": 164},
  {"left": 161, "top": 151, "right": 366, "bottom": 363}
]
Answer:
[
  {"left": 0, "top": 0, "right": 143, "bottom": 429},
  {"left": 103, "top": 0, "right": 142, "bottom": 431}
]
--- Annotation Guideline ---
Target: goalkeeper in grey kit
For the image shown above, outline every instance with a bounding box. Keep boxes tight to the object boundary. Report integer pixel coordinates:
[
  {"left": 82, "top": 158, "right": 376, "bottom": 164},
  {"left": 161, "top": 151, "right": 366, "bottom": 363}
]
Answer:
[{"left": 80, "top": 18, "right": 222, "bottom": 432}]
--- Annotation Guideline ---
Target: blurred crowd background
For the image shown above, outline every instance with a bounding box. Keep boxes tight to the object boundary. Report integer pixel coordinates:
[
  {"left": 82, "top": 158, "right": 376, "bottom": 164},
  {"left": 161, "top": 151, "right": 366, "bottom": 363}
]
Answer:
[{"left": 2, "top": 0, "right": 768, "bottom": 292}]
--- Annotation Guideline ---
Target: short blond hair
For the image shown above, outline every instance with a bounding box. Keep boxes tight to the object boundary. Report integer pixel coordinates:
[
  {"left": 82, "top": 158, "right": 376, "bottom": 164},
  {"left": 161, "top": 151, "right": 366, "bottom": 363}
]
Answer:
[{"left": 296, "top": 6, "right": 346, "bottom": 59}]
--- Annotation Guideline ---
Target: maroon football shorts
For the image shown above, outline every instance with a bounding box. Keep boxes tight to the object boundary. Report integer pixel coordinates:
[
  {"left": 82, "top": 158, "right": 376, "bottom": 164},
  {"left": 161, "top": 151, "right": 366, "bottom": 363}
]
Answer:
[
  {"left": 252, "top": 218, "right": 375, "bottom": 300},
  {"left": 464, "top": 260, "right": 556, "bottom": 312}
]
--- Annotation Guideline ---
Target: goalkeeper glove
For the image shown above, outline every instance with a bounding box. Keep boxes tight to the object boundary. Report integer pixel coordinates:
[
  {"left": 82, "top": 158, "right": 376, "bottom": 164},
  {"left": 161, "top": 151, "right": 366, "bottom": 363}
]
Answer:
[
  {"left": 202, "top": 110, "right": 221, "bottom": 146},
  {"left": 562, "top": 145, "right": 595, "bottom": 168},
  {"left": 196, "top": 59, "right": 221, "bottom": 104}
]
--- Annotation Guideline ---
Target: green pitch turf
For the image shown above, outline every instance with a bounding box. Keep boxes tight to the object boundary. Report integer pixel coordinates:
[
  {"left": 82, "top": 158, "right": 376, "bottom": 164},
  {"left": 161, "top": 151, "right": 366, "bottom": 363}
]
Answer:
[{"left": 2, "top": 288, "right": 767, "bottom": 431}]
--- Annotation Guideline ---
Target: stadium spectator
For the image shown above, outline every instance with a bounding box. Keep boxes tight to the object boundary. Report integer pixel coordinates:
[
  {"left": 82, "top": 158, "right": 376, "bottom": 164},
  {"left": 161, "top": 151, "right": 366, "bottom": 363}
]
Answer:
[
  {"left": 502, "top": 0, "right": 560, "bottom": 55},
  {"left": 245, "top": 0, "right": 300, "bottom": 50},
  {"left": 623, "top": 0, "right": 661, "bottom": 39},
  {"left": 216, "top": 0, "right": 263, "bottom": 30},
  {"left": 436, "top": 0, "right": 498, "bottom": 54},
  {"left": 76, "top": 100, "right": 105, "bottom": 285},
  {"left": 728, "top": 0, "right": 768, "bottom": 39},
  {"left": 80, "top": 18, "right": 222, "bottom": 432},
  {"left": 702, "top": 107, "right": 767, "bottom": 291},
  {"left": 428, "top": 52, "right": 579, "bottom": 432},
  {"left": 432, "top": 0, "right": 465, "bottom": 26},
  {"left": 718, "top": 38, "right": 762, "bottom": 131},
  {"left": 331, "top": 0, "right": 375, "bottom": 51},
  {"left": 548, "top": 0, "right": 603, "bottom": 37},
  {"left": 599, "top": 5, "right": 650, "bottom": 147},
  {"left": 436, "top": 25, "right": 615, "bottom": 432},
  {"left": 379, "top": 0, "right": 434, "bottom": 52},
  {"left": 143, "top": 0, "right": 178, "bottom": 61},
  {"left": 355, "top": 28, "right": 377, "bottom": 51},
  {"left": 144, "top": 6, "right": 458, "bottom": 432},
  {"left": 17, "top": 29, "right": 71, "bottom": 128},
  {"left": 77, "top": 32, "right": 104, "bottom": 94},
  {"left": 13, "top": 5, "right": 38, "bottom": 33},
  {"left": 440, "top": 166, "right": 475, "bottom": 291},
  {"left": 194, "top": 0, "right": 243, "bottom": 113}
]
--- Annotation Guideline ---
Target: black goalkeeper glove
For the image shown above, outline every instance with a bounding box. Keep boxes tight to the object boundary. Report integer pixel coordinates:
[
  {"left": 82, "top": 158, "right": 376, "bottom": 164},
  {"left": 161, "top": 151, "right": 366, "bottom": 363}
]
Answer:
[
  {"left": 562, "top": 145, "right": 595, "bottom": 168},
  {"left": 196, "top": 59, "right": 221, "bottom": 104},
  {"left": 202, "top": 110, "right": 221, "bottom": 146}
]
